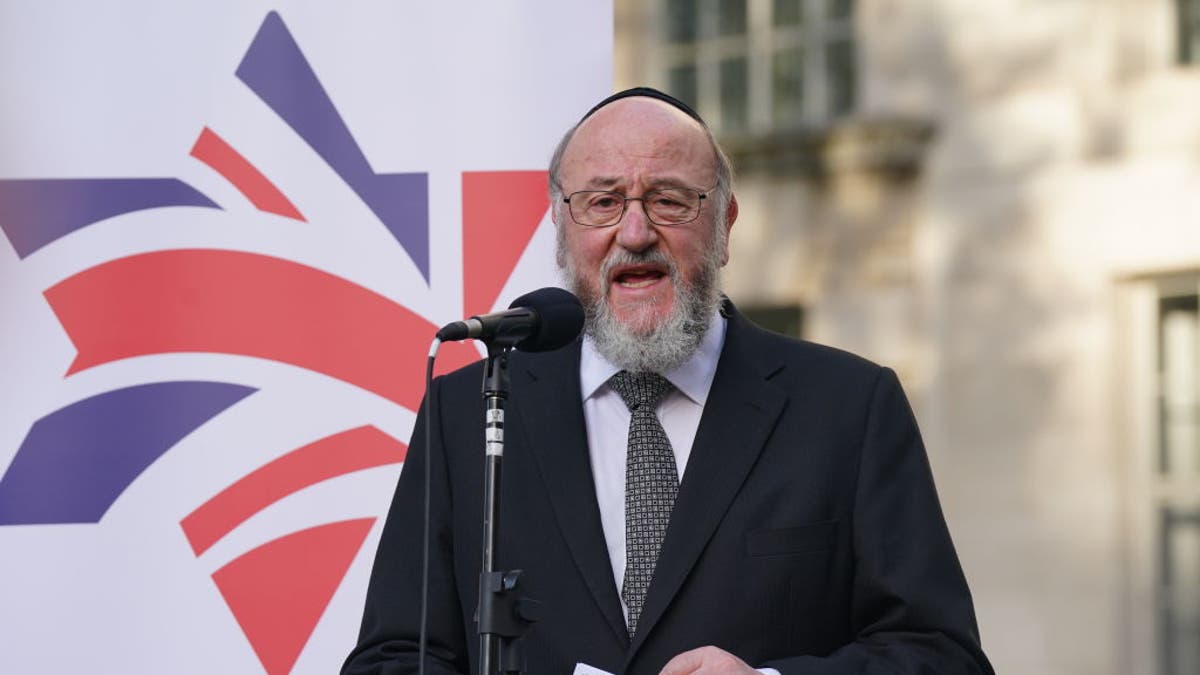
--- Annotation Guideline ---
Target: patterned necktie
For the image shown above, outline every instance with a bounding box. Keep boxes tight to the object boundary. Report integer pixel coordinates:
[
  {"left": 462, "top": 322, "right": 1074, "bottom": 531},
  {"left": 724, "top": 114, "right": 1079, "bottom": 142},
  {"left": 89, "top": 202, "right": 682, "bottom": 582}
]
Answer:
[{"left": 608, "top": 370, "right": 678, "bottom": 637}]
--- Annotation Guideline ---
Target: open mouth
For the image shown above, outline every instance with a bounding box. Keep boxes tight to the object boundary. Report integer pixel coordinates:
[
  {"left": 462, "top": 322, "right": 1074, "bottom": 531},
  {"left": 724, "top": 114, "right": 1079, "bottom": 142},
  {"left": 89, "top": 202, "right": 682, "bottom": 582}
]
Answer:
[{"left": 612, "top": 266, "right": 667, "bottom": 289}]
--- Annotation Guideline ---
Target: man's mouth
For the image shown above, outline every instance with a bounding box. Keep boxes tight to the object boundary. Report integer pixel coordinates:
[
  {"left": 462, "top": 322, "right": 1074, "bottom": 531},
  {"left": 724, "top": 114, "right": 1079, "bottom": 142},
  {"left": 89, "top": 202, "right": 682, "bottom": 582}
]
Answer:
[{"left": 612, "top": 267, "right": 667, "bottom": 289}]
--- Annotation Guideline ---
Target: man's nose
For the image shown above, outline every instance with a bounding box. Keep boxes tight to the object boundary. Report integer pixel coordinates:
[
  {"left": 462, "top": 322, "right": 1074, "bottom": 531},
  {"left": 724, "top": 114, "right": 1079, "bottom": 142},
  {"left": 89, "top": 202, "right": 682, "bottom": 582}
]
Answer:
[{"left": 615, "top": 199, "right": 659, "bottom": 252}]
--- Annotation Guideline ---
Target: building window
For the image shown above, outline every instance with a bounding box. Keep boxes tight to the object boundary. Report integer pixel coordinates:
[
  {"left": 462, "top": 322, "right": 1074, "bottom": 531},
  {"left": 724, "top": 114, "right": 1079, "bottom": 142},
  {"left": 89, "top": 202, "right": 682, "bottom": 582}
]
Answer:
[
  {"left": 666, "top": 0, "right": 699, "bottom": 43},
  {"left": 668, "top": 63, "right": 699, "bottom": 110},
  {"left": 1157, "top": 291, "right": 1200, "bottom": 674},
  {"left": 718, "top": 0, "right": 748, "bottom": 36},
  {"left": 719, "top": 56, "right": 750, "bottom": 131},
  {"left": 770, "top": 0, "right": 856, "bottom": 125},
  {"left": 742, "top": 303, "right": 804, "bottom": 338},
  {"left": 658, "top": 0, "right": 857, "bottom": 134},
  {"left": 1179, "top": 0, "right": 1200, "bottom": 64},
  {"left": 1121, "top": 275, "right": 1200, "bottom": 674}
]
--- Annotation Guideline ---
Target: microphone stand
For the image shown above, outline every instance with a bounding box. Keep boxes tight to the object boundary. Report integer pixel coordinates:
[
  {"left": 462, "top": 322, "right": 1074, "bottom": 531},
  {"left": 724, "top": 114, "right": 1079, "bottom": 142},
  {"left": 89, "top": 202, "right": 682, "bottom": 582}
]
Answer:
[{"left": 477, "top": 344, "right": 539, "bottom": 675}]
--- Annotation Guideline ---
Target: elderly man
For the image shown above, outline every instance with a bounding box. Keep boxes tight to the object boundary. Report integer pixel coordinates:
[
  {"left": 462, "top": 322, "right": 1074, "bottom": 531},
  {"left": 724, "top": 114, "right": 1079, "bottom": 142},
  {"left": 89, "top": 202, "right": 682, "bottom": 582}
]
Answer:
[{"left": 344, "top": 88, "right": 994, "bottom": 675}]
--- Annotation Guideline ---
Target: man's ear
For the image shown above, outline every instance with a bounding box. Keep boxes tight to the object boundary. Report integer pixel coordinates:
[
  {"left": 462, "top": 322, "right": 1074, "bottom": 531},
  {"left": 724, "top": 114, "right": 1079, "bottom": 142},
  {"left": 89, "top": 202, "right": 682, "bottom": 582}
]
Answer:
[{"left": 720, "top": 194, "right": 738, "bottom": 266}]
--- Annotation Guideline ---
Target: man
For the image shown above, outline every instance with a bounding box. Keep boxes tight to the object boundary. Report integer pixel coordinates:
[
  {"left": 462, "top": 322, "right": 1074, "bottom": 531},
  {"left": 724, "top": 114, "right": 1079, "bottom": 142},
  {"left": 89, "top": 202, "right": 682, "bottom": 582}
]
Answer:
[{"left": 344, "top": 88, "right": 994, "bottom": 675}]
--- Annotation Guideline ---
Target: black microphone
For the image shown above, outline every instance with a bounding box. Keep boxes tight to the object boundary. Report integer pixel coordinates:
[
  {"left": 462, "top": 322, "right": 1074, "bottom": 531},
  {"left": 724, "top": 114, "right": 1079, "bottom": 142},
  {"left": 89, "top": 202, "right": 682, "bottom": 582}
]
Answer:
[{"left": 435, "top": 287, "right": 584, "bottom": 352}]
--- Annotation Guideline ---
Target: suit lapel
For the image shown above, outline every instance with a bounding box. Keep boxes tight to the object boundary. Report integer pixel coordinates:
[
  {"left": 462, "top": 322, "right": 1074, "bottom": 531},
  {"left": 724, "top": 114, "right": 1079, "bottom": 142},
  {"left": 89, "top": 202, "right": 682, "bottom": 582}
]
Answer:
[
  {"left": 510, "top": 344, "right": 630, "bottom": 646},
  {"left": 627, "top": 312, "right": 787, "bottom": 658}
]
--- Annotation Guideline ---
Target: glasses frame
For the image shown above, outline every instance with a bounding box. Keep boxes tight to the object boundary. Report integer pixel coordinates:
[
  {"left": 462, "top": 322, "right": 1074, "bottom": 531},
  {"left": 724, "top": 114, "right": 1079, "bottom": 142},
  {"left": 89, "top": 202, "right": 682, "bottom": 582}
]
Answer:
[{"left": 561, "top": 184, "right": 716, "bottom": 228}]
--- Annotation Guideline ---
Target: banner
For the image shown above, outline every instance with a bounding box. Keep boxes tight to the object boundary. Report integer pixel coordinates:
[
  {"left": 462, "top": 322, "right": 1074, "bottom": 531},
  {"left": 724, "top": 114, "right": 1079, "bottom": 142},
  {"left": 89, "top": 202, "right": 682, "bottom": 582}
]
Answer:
[{"left": 0, "top": 3, "right": 611, "bottom": 673}]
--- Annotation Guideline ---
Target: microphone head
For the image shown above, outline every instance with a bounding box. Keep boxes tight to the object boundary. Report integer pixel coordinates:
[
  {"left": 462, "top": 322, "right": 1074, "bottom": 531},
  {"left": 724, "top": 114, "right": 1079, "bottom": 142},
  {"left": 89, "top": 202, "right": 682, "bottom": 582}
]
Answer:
[{"left": 509, "top": 287, "right": 584, "bottom": 352}]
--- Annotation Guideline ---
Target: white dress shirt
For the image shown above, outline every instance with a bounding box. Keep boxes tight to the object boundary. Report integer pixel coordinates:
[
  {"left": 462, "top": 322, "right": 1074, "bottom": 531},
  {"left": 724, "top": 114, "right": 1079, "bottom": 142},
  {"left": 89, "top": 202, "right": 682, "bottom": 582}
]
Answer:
[
  {"left": 578, "top": 310, "right": 726, "bottom": 620},
  {"left": 580, "top": 313, "right": 786, "bottom": 674}
]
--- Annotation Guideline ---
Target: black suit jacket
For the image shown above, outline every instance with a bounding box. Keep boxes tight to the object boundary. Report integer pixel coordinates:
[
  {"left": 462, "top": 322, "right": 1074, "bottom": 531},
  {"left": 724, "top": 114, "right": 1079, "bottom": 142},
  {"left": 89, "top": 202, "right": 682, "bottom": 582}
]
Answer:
[{"left": 345, "top": 304, "right": 994, "bottom": 675}]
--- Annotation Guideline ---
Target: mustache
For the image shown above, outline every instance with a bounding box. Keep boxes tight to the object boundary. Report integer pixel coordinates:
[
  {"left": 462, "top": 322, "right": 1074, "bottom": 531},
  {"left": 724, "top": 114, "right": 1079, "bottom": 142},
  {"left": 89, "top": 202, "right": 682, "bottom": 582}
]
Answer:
[{"left": 598, "top": 248, "right": 679, "bottom": 286}]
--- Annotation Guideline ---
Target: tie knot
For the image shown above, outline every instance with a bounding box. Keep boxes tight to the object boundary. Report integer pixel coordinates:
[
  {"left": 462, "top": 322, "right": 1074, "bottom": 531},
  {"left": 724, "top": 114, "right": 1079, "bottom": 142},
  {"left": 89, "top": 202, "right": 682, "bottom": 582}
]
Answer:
[{"left": 608, "top": 370, "right": 674, "bottom": 411}]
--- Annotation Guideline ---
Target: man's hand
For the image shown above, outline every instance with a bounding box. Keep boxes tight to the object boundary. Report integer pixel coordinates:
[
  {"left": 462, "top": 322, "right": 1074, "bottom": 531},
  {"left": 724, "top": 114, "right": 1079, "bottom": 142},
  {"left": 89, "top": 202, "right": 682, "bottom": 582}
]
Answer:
[{"left": 659, "top": 646, "right": 757, "bottom": 675}]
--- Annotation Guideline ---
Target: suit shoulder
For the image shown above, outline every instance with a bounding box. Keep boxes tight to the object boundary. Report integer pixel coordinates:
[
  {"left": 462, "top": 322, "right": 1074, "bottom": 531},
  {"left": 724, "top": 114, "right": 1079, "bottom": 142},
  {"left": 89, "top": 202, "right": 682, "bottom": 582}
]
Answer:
[
  {"left": 431, "top": 342, "right": 579, "bottom": 397},
  {"left": 430, "top": 356, "right": 486, "bottom": 399},
  {"left": 735, "top": 318, "right": 887, "bottom": 381}
]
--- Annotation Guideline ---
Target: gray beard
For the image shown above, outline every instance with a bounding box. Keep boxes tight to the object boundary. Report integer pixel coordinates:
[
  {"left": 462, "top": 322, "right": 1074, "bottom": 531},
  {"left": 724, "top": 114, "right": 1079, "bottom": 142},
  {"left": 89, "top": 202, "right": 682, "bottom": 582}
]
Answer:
[{"left": 561, "top": 247, "right": 723, "bottom": 374}]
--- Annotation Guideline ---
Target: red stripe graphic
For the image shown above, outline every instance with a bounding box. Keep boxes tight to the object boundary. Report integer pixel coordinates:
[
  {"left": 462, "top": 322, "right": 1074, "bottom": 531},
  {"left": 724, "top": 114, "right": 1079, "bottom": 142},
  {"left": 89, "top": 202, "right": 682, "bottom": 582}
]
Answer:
[
  {"left": 180, "top": 425, "right": 404, "bottom": 556},
  {"left": 212, "top": 518, "right": 375, "bottom": 675},
  {"left": 462, "top": 171, "right": 550, "bottom": 317},
  {"left": 190, "top": 126, "right": 305, "bottom": 221},
  {"left": 44, "top": 249, "right": 480, "bottom": 409}
]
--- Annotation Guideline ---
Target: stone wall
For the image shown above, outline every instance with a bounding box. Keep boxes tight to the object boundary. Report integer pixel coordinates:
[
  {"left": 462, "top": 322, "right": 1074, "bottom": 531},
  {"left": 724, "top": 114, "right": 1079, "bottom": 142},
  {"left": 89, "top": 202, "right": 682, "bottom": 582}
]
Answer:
[{"left": 615, "top": 1, "right": 1200, "bottom": 673}]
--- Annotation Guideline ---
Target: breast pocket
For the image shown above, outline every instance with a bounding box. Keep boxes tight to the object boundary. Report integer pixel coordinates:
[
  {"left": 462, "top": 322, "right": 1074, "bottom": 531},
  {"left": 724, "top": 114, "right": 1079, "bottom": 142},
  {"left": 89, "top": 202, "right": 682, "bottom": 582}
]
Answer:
[{"left": 745, "top": 520, "right": 839, "bottom": 557}]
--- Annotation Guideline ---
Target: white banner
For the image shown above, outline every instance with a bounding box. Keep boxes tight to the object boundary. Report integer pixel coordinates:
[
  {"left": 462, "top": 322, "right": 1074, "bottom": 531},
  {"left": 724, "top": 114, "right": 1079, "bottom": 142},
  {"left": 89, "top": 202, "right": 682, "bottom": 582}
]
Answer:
[{"left": 0, "top": 3, "right": 611, "bottom": 673}]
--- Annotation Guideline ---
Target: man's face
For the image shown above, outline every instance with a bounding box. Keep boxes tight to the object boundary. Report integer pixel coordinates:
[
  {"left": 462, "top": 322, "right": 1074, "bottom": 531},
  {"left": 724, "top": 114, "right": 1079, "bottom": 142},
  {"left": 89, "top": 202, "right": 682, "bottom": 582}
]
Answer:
[{"left": 554, "top": 98, "right": 733, "bottom": 338}]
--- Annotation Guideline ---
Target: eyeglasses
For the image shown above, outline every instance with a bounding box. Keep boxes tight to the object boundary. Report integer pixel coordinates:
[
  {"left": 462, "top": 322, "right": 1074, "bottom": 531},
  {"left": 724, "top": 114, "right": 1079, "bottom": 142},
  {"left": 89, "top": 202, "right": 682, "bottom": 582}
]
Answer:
[{"left": 562, "top": 185, "right": 711, "bottom": 227}]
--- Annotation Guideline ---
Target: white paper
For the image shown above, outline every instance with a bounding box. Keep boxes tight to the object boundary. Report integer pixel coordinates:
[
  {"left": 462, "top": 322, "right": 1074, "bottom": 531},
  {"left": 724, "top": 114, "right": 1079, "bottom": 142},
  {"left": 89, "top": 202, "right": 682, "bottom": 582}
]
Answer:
[{"left": 573, "top": 662, "right": 617, "bottom": 675}]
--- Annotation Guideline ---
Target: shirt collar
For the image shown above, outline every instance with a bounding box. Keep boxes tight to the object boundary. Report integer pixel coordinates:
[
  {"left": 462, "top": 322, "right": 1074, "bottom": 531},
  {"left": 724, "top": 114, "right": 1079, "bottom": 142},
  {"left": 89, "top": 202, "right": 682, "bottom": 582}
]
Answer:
[{"left": 579, "top": 308, "right": 727, "bottom": 406}]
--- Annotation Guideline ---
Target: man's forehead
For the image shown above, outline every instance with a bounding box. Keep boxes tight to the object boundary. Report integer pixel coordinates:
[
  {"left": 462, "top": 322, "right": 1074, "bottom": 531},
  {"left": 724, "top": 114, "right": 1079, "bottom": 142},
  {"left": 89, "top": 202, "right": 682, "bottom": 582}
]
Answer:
[
  {"left": 576, "top": 175, "right": 705, "bottom": 190},
  {"left": 560, "top": 98, "right": 713, "bottom": 177}
]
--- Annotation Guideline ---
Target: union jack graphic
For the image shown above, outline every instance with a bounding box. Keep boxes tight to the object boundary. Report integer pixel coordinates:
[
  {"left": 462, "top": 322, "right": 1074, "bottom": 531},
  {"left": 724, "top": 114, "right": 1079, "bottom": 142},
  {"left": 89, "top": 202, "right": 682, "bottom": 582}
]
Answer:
[{"left": 0, "top": 11, "right": 555, "bottom": 673}]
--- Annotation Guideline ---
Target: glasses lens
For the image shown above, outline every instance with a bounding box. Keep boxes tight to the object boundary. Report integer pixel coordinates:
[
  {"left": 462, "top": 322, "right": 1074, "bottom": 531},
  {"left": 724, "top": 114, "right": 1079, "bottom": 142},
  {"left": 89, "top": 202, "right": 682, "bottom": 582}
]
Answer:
[
  {"left": 567, "top": 187, "right": 705, "bottom": 226},
  {"left": 570, "top": 191, "right": 624, "bottom": 226},
  {"left": 645, "top": 188, "right": 701, "bottom": 225}
]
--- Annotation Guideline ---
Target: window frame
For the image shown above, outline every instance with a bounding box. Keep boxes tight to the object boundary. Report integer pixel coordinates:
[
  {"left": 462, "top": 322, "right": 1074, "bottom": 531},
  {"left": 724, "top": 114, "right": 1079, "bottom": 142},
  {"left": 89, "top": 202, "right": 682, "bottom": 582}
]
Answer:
[
  {"left": 1178, "top": 0, "right": 1200, "bottom": 65},
  {"left": 655, "top": 0, "right": 857, "bottom": 135},
  {"left": 1120, "top": 273, "right": 1200, "bottom": 675}
]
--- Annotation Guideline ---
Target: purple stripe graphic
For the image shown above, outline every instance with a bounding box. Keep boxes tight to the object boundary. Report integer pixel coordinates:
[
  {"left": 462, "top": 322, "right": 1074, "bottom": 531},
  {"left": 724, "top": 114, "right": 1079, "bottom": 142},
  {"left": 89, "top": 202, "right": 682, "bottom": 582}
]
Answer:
[
  {"left": 0, "top": 382, "right": 255, "bottom": 526},
  {"left": 236, "top": 11, "right": 431, "bottom": 281},
  {"left": 0, "top": 178, "right": 219, "bottom": 259}
]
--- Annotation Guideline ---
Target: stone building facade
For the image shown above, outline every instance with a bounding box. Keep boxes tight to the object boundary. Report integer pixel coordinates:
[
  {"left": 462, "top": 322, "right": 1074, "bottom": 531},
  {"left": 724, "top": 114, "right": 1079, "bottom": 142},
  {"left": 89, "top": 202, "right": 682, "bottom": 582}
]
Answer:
[{"left": 614, "top": 1, "right": 1200, "bottom": 673}]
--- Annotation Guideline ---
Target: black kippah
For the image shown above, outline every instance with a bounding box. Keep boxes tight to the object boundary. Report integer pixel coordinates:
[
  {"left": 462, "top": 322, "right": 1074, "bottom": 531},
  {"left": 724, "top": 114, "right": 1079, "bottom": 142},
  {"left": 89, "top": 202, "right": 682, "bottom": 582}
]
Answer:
[{"left": 581, "top": 86, "right": 706, "bottom": 125}]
